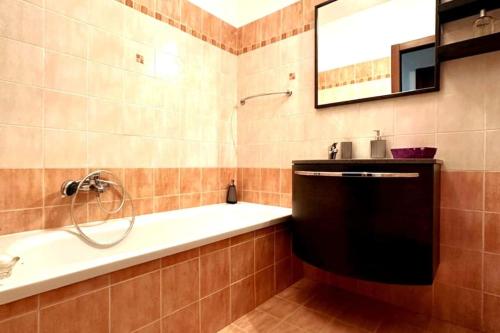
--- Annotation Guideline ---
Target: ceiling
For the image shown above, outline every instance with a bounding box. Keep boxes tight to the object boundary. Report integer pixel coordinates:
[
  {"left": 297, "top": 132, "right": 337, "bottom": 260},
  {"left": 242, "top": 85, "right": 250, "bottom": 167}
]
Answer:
[{"left": 188, "top": 0, "right": 300, "bottom": 28}]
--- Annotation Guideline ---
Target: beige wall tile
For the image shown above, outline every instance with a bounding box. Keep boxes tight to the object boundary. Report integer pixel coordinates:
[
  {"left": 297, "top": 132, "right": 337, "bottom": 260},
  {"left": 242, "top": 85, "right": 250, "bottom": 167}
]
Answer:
[
  {"left": 45, "top": 11, "right": 88, "bottom": 58},
  {"left": 437, "top": 93, "right": 484, "bottom": 132},
  {"left": 122, "top": 136, "right": 154, "bottom": 168},
  {"left": 0, "top": 82, "right": 42, "bottom": 126},
  {"left": 44, "top": 91, "right": 87, "bottom": 130},
  {"left": 0, "top": 37, "right": 43, "bottom": 86},
  {"left": 44, "top": 129, "right": 87, "bottom": 168},
  {"left": 88, "top": 28, "right": 124, "bottom": 68},
  {"left": 122, "top": 106, "right": 156, "bottom": 137},
  {"left": 88, "top": 98, "right": 123, "bottom": 134},
  {"left": 394, "top": 94, "right": 437, "bottom": 135},
  {"left": 486, "top": 130, "right": 500, "bottom": 171},
  {"left": 45, "top": 0, "right": 89, "bottom": 22},
  {"left": 124, "top": 40, "right": 155, "bottom": 76},
  {"left": 0, "top": 0, "right": 44, "bottom": 46},
  {"left": 88, "top": 132, "right": 123, "bottom": 167},
  {"left": 88, "top": 0, "right": 124, "bottom": 35},
  {"left": 0, "top": 125, "right": 42, "bottom": 168},
  {"left": 437, "top": 131, "right": 484, "bottom": 171},
  {"left": 88, "top": 62, "right": 123, "bottom": 101},
  {"left": 45, "top": 51, "right": 87, "bottom": 94}
]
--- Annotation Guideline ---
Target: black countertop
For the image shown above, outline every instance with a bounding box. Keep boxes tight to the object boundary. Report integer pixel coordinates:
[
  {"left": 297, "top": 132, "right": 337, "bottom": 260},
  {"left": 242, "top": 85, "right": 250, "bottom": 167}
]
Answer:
[{"left": 293, "top": 159, "right": 443, "bottom": 165}]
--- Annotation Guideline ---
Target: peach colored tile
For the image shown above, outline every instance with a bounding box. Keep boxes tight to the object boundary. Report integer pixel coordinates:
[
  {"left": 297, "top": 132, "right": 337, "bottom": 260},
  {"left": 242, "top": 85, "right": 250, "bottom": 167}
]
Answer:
[
  {"left": 0, "top": 296, "right": 38, "bottom": 321},
  {"left": 221, "top": 22, "right": 239, "bottom": 51},
  {"left": 200, "top": 239, "right": 230, "bottom": 255},
  {"left": 154, "top": 168, "right": 180, "bottom": 196},
  {"left": 0, "top": 312, "right": 37, "bottom": 333},
  {"left": 260, "top": 192, "right": 280, "bottom": 206},
  {"left": 0, "top": 208, "right": 43, "bottom": 235},
  {"left": 484, "top": 294, "right": 500, "bottom": 333},
  {"left": 162, "top": 258, "right": 199, "bottom": 315},
  {"left": 110, "top": 272, "right": 160, "bottom": 332},
  {"left": 162, "top": 247, "right": 200, "bottom": 267},
  {"left": 45, "top": 0, "right": 89, "bottom": 21},
  {"left": 124, "top": 168, "right": 153, "bottom": 199},
  {"left": 40, "top": 289, "right": 109, "bottom": 333},
  {"left": 278, "top": 284, "right": 317, "bottom": 305},
  {"left": 180, "top": 168, "right": 201, "bottom": 193},
  {"left": 276, "top": 258, "right": 293, "bottom": 293},
  {"left": 260, "top": 168, "right": 280, "bottom": 193},
  {"left": 110, "top": 259, "right": 160, "bottom": 284},
  {"left": 201, "top": 288, "right": 230, "bottom": 333},
  {"left": 44, "top": 91, "right": 87, "bottom": 131},
  {"left": 436, "top": 246, "right": 482, "bottom": 290},
  {"left": 441, "top": 171, "right": 483, "bottom": 210},
  {"left": 88, "top": 62, "right": 124, "bottom": 101},
  {"left": 88, "top": 27, "right": 124, "bottom": 67},
  {"left": 287, "top": 306, "right": 331, "bottom": 332},
  {"left": 275, "top": 230, "right": 292, "bottom": 261},
  {"left": 231, "top": 275, "right": 256, "bottom": 321},
  {"left": 45, "top": 51, "right": 87, "bottom": 94},
  {"left": 0, "top": 0, "right": 43, "bottom": 46},
  {"left": 242, "top": 168, "right": 261, "bottom": 191},
  {"left": 233, "top": 309, "right": 280, "bottom": 332},
  {"left": 40, "top": 275, "right": 109, "bottom": 307},
  {"left": 255, "top": 226, "right": 274, "bottom": 237},
  {"left": 0, "top": 169, "right": 43, "bottom": 210},
  {"left": 202, "top": 191, "right": 220, "bottom": 205},
  {"left": 219, "top": 168, "right": 236, "bottom": 190},
  {"left": 440, "top": 208, "right": 483, "bottom": 250},
  {"left": 201, "top": 248, "right": 230, "bottom": 297},
  {"left": 45, "top": 204, "right": 88, "bottom": 228},
  {"left": 302, "top": 0, "right": 323, "bottom": 25},
  {"left": 0, "top": 125, "right": 43, "bottom": 168},
  {"left": 124, "top": 198, "right": 154, "bottom": 216},
  {"left": 255, "top": 233, "right": 274, "bottom": 271},
  {"left": 231, "top": 231, "right": 254, "bottom": 245},
  {"left": 433, "top": 283, "right": 482, "bottom": 330},
  {"left": 44, "top": 129, "right": 87, "bottom": 168},
  {"left": 484, "top": 253, "right": 500, "bottom": 295},
  {"left": 486, "top": 172, "right": 500, "bottom": 213},
  {"left": 157, "top": 0, "right": 181, "bottom": 21},
  {"left": 270, "top": 322, "right": 303, "bottom": 333},
  {"left": 180, "top": 193, "right": 201, "bottom": 208},
  {"left": 486, "top": 213, "right": 500, "bottom": 254},
  {"left": 0, "top": 36, "right": 43, "bottom": 86},
  {"left": 281, "top": 2, "right": 303, "bottom": 34},
  {"left": 45, "top": 11, "right": 88, "bottom": 58},
  {"left": 43, "top": 168, "right": 87, "bottom": 206},
  {"left": 258, "top": 296, "right": 299, "bottom": 319},
  {"left": 136, "top": 321, "right": 161, "bottom": 333},
  {"left": 163, "top": 302, "right": 200, "bottom": 333},
  {"left": 181, "top": 1, "right": 202, "bottom": 31},
  {"left": 261, "top": 11, "right": 281, "bottom": 42},
  {"left": 280, "top": 194, "right": 292, "bottom": 208},
  {"left": 231, "top": 239, "right": 254, "bottom": 282},
  {"left": 154, "top": 195, "right": 180, "bottom": 212},
  {"left": 202, "top": 168, "right": 219, "bottom": 192},
  {"left": 0, "top": 82, "right": 42, "bottom": 127},
  {"left": 280, "top": 169, "right": 292, "bottom": 194},
  {"left": 202, "top": 11, "right": 221, "bottom": 40},
  {"left": 241, "top": 21, "right": 260, "bottom": 48},
  {"left": 242, "top": 191, "right": 260, "bottom": 203},
  {"left": 255, "top": 266, "right": 275, "bottom": 305}
]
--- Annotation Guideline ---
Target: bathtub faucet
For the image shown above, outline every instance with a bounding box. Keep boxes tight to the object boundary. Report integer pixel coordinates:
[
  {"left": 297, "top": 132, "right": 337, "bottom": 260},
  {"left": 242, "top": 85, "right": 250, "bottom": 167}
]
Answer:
[{"left": 61, "top": 173, "right": 116, "bottom": 197}]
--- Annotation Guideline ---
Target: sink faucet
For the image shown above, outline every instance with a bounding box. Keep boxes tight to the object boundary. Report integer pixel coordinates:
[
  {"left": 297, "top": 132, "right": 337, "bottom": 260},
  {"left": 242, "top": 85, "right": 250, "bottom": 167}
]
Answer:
[{"left": 0, "top": 255, "right": 20, "bottom": 279}]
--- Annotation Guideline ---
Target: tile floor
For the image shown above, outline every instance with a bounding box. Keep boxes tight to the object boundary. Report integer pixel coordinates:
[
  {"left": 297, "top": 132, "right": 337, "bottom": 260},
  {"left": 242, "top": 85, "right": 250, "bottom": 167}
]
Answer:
[{"left": 218, "top": 279, "right": 479, "bottom": 333}]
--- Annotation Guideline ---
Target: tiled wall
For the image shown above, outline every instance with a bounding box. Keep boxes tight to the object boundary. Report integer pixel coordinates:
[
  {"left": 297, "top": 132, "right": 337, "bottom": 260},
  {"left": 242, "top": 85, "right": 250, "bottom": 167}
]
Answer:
[
  {"left": 236, "top": 11, "right": 500, "bottom": 332},
  {"left": 0, "top": 0, "right": 239, "bottom": 235},
  {"left": 0, "top": 223, "right": 304, "bottom": 332}
]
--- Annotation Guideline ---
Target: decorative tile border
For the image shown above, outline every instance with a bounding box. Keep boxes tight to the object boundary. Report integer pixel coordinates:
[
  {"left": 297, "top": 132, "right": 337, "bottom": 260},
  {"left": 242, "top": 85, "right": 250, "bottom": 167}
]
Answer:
[
  {"left": 318, "top": 57, "right": 392, "bottom": 90},
  {"left": 114, "top": 0, "right": 321, "bottom": 56}
]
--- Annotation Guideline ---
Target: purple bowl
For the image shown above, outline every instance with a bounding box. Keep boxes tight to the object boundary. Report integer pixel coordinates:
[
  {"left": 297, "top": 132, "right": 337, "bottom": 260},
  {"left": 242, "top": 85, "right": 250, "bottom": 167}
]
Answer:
[{"left": 391, "top": 147, "right": 437, "bottom": 159}]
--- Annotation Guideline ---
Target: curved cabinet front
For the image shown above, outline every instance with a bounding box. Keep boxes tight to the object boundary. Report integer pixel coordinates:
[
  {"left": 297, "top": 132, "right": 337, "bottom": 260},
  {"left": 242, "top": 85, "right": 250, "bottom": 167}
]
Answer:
[{"left": 292, "top": 160, "right": 441, "bottom": 285}]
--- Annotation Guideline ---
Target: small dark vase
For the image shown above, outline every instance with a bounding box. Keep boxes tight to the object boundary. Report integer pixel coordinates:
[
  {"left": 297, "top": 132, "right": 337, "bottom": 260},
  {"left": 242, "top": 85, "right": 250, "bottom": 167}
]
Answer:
[{"left": 226, "top": 179, "right": 237, "bottom": 204}]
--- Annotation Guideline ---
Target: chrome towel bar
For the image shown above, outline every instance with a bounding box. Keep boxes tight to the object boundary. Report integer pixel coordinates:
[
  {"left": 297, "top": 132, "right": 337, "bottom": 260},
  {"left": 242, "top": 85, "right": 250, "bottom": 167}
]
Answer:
[
  {"left": 294, "top": 171, "right": 419, "bottom": 178},
  {"left": 240, "top": 90, "right": 292, "bottom": 105}
]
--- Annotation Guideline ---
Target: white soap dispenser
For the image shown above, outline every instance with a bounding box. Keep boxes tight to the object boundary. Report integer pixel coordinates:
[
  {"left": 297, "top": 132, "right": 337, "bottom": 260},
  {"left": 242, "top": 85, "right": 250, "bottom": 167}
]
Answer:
[{"left": 370, "top": 130, "right": 386, "bottom": 158}]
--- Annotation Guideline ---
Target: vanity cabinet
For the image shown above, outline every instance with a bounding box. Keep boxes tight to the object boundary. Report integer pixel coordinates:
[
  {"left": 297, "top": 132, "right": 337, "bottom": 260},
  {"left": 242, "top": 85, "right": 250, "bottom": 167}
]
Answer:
[{"left": 292, "top": 159, "right": 441, "bottom": 285}]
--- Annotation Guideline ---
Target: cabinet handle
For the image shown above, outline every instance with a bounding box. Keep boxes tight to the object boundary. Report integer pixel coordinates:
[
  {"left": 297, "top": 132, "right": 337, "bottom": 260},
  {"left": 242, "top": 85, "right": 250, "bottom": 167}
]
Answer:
[{"left": 294, "top": 171, "right": 419, "bottom": 178}]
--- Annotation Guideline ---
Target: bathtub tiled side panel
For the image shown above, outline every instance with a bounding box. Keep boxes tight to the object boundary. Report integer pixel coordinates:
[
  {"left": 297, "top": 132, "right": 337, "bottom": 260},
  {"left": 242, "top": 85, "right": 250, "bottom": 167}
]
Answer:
[{"left": 0, "top": 222, "right": 300, "bottom": 333}]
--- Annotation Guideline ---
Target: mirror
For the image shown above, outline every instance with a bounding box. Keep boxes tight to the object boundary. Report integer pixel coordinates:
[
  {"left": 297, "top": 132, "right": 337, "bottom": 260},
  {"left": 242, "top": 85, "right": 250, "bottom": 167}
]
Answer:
[{"left": 315, "top": 0, "right": 439, "bottom": 108}]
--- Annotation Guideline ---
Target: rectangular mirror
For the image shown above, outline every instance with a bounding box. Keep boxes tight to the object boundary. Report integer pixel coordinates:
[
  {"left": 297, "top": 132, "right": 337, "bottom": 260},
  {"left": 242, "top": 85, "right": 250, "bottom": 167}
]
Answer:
[{"left": 315, "top": 0, "right": 439, "bottom": 108}]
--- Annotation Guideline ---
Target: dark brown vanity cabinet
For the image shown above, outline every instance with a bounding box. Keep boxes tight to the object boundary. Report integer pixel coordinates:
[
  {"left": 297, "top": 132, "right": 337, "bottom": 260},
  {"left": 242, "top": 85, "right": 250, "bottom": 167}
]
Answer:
[{"left": 292, "top": 160, "right": 441, "bottom": 285}]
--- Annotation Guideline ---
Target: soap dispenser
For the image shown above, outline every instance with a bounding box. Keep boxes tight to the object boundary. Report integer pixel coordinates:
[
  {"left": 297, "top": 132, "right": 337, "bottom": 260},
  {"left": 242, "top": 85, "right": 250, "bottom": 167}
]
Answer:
[
  {"left": 370, "top": 130, "right": 386, "bottom": 158},
  {"left": 226, "top": 179, "right": 237, "bottom": 204}
]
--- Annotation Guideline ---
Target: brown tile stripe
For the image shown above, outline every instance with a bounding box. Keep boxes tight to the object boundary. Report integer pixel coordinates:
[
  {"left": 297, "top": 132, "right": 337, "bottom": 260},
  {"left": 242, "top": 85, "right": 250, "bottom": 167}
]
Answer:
[
  {"left": 0, "top": 222, "right": 303, "bottom": 332},
  {"left": 113, "top": 0, "right": 320, "bottom": 56},
  {"left": 318, "top": 57, "right": 392, "bottom": 90}
]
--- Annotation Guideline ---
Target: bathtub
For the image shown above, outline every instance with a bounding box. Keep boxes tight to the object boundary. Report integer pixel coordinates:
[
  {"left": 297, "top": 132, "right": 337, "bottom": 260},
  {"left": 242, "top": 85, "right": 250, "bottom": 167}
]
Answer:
[{"left": 0, "top": 202, "right": 291, "bottom": 305}]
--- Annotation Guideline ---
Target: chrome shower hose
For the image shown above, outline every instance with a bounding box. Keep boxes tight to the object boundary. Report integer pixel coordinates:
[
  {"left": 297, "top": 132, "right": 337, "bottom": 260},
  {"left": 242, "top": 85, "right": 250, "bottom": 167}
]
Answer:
[{"left": 70, "top": 170, "right": 135, "bottom": 248}]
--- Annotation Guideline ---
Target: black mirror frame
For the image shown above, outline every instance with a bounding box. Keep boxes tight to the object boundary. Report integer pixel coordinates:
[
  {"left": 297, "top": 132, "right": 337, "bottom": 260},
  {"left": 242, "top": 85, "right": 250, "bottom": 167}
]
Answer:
[{"left": 314, "top": 0, "right": 441, "bottom": 109}]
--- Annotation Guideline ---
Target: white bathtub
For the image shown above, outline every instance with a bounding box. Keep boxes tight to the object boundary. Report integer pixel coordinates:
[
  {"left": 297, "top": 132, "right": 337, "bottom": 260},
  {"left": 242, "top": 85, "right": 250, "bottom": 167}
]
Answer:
[{"left": 0, "top": 202, "right": 291, "bottom": 305}]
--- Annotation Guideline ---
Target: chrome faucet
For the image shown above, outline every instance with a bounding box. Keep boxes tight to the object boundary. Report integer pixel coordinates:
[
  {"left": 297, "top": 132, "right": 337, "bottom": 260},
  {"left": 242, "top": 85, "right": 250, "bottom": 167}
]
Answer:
[
  {"left": 61, "top": 173, "right": 116, "bottom": 197},
  {"left": 0, "top": 255, "right": 20, "bottom": 279}
]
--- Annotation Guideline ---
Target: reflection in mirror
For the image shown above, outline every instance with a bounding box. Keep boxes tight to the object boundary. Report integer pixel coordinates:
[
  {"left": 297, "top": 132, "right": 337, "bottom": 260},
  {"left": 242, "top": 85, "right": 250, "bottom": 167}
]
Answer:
[{"left": 316, "top": 0, "right": 438, "bottom": 107}]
